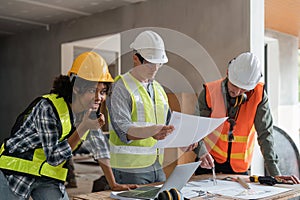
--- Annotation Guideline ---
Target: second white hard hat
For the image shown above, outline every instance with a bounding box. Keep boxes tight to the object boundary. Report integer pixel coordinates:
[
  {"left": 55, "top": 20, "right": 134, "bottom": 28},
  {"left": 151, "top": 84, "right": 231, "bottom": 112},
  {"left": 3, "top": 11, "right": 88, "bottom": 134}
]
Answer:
[
  {"left": 130, "top": 30, "right": 168, "bottom": 64},
  {"left": 228, "top": 52, "right": 262, "bottom": 90}
]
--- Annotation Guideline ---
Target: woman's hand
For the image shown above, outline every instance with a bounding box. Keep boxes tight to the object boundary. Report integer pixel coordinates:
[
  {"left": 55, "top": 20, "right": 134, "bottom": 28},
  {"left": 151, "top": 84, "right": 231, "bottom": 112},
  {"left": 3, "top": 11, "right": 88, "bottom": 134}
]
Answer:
[
  {"left": 111, "top": 183, "right": 138, "bottom": 191},
  {"left": 77, "top": 109, "right": 105, "bottom": 137},
  {"left": 97, "top": 113, "right": 105, "bottom": 127}
]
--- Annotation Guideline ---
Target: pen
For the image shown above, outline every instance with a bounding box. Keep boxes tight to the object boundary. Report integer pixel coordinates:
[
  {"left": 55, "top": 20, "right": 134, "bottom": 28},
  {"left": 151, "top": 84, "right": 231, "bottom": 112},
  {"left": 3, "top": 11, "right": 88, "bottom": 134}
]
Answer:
[
  {"left": 237, "top": 177, "right": 251, "bottom": 189},
  {"left": 212, "top": 167, "right": 217, "bottom": 185}
]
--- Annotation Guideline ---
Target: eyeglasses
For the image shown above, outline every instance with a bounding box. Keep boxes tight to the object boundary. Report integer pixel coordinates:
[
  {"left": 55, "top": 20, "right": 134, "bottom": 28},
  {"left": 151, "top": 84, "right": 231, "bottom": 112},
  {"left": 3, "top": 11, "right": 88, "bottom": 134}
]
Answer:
[
  {"left": 135, "top": 53, "right": 163, "bottom": 68},
  {"left": 143, "top": 62, "right": 163, "bottom": 68}
]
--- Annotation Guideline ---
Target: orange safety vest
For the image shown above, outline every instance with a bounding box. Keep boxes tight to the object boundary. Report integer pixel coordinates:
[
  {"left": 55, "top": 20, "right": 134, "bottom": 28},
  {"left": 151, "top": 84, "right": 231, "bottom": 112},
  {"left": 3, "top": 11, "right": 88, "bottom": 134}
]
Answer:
[{"left": 203, "top": 79, "right": 264, "bottom": 172}]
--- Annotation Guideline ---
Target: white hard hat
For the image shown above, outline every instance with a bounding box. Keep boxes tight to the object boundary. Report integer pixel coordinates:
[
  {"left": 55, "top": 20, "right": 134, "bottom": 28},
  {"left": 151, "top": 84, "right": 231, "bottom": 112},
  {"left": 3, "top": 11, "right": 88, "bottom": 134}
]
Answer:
[
  {"left": 130, "top": 30, "right": 168, "bottom": 64},
  {"left": 228, "top": 52, "right": 262, "bottom": 90}
]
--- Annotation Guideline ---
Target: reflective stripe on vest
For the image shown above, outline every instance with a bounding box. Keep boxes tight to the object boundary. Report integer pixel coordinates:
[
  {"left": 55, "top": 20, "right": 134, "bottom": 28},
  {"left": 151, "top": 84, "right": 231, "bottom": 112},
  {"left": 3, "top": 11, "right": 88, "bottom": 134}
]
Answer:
[
  {"left": 0, "top": 144, "right": 4, "bottom": 155},
  {"left": 109, "top": 72, "right": 168, "bottom": 169},
  {"left": 204, "top": 79, "right": 263, "bottom": 172},
  {"left": 110, "top": 144, "right": 163, "bottom": 155},
  {"left": 0, "top": 94, "right": 72, "bottom": 181},
  {"left": 43, "top": 94, "right": 73, "bottom": 141}
]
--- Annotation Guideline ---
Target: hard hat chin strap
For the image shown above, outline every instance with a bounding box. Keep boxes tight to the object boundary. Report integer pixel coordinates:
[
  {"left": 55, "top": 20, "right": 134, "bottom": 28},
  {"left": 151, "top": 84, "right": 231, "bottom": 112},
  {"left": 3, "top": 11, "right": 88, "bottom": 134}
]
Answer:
[
  {"left": 228, "top": 93, "right": 247, "bottom": 108},
  {"left": 69, "top": 73, "right": 77, "bottom": 88},
  {"left": 69, "top": 73, "right": 76, "bottom": 81}
]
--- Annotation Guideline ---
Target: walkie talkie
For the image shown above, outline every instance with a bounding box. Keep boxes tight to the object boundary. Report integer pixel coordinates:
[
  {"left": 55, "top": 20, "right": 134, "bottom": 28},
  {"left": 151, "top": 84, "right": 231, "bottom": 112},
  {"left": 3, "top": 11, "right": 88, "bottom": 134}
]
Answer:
[
  {"left": 89, "top": 103, "right": 101, "bottom": 120},
  {"left": 228, "top": 118, "right": 236, "bottom": 142}
]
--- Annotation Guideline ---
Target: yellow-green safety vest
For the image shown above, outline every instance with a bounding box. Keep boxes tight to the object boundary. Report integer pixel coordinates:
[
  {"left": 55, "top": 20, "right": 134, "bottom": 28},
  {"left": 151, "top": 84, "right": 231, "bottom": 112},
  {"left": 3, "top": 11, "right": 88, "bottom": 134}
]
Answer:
[
  {"left": 109, "top": 72, "right": 169, "bottom": 169},
  {"left": 0, "top": 94, "right": 73, "bottom": 181}
]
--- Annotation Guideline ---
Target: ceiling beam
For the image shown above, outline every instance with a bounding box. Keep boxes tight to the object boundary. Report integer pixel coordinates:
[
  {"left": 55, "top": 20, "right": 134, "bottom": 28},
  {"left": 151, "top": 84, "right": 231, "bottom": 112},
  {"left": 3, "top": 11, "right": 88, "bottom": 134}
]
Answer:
[
  {"left": 0, "top": 30, "right": 15, "bottom": 35},
  {"left": 0, "top": 15, "right": 49, "bottom": 30},
  {"left": 16, "top": 0, "right": 91, "bottom": 16}
]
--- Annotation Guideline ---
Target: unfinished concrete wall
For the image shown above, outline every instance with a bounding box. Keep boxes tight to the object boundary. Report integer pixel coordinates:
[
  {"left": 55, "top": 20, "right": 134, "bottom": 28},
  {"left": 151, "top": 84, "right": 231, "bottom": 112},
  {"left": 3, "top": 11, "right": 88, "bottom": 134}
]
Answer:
[{"left": 0, "top": 0, "right": 251, "bottom": 143}]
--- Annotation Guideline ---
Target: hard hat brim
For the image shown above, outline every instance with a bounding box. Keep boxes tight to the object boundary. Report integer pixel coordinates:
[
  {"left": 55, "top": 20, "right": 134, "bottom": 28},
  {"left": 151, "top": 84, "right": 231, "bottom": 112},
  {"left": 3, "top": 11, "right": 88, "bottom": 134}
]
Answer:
[
  {"left": 138, "top": 48, "right": 168, "bottom": 64},
  {"left": 228, "top": 75, "right": 257, "bottom": 91}
]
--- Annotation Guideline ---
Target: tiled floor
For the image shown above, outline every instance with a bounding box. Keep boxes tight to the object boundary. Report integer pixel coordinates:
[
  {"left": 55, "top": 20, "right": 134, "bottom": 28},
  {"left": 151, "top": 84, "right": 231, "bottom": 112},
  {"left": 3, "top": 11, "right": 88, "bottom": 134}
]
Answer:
[{"left": 67, "top": 156, "right": 104, "bottom": 199}]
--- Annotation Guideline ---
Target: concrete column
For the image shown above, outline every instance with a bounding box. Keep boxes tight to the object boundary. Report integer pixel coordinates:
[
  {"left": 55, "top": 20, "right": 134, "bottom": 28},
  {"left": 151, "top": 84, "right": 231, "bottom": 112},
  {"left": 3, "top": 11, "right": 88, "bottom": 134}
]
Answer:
[{"left": 250, "top": 0, "right": 265, "bottom": 175}]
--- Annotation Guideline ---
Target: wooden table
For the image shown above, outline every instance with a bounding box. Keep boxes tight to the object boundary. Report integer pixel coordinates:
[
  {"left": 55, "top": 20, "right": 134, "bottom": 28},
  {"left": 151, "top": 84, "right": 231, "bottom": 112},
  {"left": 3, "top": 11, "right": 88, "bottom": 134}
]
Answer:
[{"left": 72, "top": 174, "right": 300, "bottom": 200}]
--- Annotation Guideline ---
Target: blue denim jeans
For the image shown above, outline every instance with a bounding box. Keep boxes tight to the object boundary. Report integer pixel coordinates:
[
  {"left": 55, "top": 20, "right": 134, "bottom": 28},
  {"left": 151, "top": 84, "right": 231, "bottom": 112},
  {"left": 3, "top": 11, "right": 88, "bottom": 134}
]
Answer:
[
  {"left": 0, "top": 170, "right": 69, "bottom": 200},
  {"left": 112, "top": 159, "right": 166, "bottom": 184}
]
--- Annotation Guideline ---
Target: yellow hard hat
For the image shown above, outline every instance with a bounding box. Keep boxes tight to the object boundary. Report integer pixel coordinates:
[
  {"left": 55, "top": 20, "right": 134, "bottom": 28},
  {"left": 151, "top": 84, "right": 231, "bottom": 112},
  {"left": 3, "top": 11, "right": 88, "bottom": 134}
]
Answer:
[{"left": 68, "top": 52, "right": 114, "bottom": 82}]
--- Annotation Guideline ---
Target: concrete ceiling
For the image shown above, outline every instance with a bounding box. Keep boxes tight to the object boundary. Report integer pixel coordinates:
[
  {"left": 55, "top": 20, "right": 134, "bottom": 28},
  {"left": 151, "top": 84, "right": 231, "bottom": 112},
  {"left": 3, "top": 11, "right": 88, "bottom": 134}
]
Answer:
[
  {"left": 1, "top": 0, "right": 299, "bottom": 48},
  {"left": 265, "top": 0, "right": 300, "bottom": 47},
  {"left": 0, "top": 0, "right": 147, "bottom": 37}
]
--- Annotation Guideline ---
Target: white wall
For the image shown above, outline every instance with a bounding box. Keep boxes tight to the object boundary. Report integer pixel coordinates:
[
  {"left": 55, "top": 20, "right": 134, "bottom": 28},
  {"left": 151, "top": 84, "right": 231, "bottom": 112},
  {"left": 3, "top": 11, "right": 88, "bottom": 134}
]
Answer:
[
  {"left": 264, "top": 37, "right": 280, "bottom": 125},
  {"left": 61, "top": 34, "right": 121, "bottom": 76},
  {"left": 265, "top": 29, "right": 300, "bottom": 151}
]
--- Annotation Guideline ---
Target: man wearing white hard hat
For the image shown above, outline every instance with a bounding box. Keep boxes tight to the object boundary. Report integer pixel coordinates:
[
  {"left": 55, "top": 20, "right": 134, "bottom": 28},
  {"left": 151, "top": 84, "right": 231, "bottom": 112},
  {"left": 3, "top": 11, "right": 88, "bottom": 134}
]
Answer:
[
  {"left": 107, "top": 30, "right": 175, "bottom": 184},
  {"left": 192, "top": 52, "right": 300, "bottom": 184}
]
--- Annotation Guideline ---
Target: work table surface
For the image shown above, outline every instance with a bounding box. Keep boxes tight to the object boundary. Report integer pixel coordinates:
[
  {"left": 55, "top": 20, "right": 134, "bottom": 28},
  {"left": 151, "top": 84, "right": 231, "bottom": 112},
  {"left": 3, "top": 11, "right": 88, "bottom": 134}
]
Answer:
[{"left": 73, "top": 174, "right": 300, "bottom": 200}]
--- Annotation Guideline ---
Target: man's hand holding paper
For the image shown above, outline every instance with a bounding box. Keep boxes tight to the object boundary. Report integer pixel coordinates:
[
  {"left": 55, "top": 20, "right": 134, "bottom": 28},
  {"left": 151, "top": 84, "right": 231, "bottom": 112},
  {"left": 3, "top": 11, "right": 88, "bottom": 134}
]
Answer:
[{"left": 152, "top": 125, "right": 175, "bottom": 140}]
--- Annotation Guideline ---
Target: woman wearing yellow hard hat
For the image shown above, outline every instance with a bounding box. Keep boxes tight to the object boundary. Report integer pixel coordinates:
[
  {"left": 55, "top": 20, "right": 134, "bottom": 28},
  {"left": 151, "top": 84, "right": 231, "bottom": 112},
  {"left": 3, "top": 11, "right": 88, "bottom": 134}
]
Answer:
[{"left": 0, "top": 52, "right": 136, "bottom": 200}]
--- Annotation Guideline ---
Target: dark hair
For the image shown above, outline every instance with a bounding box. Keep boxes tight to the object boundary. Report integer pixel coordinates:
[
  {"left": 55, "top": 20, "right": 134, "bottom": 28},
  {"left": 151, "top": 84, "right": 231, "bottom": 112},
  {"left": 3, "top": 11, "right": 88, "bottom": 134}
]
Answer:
[
  {"left": 133, "top": 50, "right": 145, "bottom": 63},
  {"left": 104, "top": 82, "right": 112, "bottom": 96},
  {"left": 50, "top": 75, "right": 112, "bottom": 103},
  {"left": 50, "top": 75, "right": 73, "bottom": 103}
]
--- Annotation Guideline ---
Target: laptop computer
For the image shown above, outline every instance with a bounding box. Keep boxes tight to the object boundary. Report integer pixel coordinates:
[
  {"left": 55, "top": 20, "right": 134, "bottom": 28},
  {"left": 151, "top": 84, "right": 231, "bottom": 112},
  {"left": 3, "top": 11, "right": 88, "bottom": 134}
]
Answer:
[{"left": 115, "top": 161, "right": 201, "bottom": 199}]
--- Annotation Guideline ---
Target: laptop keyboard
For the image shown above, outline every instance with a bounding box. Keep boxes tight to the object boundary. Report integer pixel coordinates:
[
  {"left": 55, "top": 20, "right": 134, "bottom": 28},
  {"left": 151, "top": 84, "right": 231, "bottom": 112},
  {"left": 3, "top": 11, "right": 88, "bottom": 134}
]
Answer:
[
  {"left": 118, "top": 186, "right": 160, "bottom": 199},
  {"left": 135, "top": 188, "right": 160, "bottom": 199}
]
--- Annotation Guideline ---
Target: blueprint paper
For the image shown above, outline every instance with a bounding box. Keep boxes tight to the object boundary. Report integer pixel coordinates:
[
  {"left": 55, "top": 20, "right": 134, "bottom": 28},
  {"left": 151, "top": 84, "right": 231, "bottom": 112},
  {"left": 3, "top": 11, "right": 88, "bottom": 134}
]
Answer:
[
  {"left": 182, "top": 179, "right": 291, "bottom": 199},
  {"left": 155, "top": 111, "right": 227, "bottom": 148}
]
